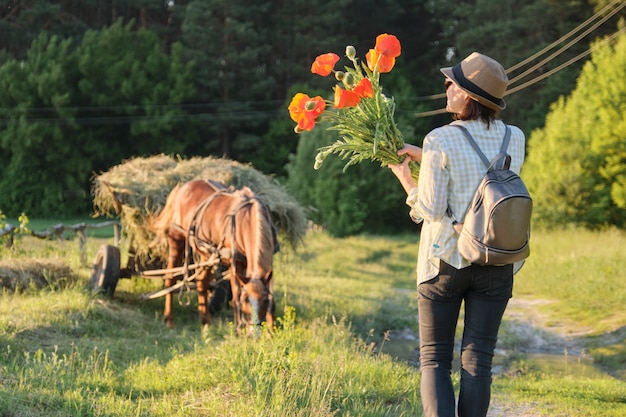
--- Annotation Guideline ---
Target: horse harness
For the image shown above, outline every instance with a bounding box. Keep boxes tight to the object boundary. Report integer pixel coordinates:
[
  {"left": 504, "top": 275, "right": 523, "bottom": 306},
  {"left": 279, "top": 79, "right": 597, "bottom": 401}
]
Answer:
[{"left": 169, "top": 185, "right": 275, "bottom": 310}]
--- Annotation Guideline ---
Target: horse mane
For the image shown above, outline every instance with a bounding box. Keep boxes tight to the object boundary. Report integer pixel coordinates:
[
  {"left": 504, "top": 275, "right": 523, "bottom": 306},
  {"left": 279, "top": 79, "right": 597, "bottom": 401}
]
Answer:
[{"left": 236, "top": 187, "right": 274, "bottom": 280}]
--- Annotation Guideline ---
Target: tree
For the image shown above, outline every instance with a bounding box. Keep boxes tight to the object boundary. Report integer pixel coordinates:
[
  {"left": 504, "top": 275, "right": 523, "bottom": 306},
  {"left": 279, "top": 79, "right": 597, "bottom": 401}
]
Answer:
[
  {"left": 180, "top": 0, "right": 276, "bottom": 159},
  {"left": 0, "top": 0, "right": 182, "bottom": 62},
  {"left": 76, "top": 20, "right": 196, "bottom": 163},
  {"left": 0, "top": 20, "right": 196, "bottom": 217},
  {"left": 524, "top": 29, "right": 626, "bottom": 229}
]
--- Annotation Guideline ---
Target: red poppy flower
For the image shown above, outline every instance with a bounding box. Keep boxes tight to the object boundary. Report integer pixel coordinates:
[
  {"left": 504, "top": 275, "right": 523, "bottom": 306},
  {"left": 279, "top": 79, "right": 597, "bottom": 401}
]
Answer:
[
  {"left": 334, "top": 85, "right": 361, "bottom": 108},
  {"left": 366, "top": 49, "right": 397, "bottom": 73},
  {"left": 366, "top": 34, "right": 401, "bottom": 73},
  {"left": 288, "top": 93, "right": 326, "bottom": 131},
  {"left": 353, "top": 78, "right": 374, "bottom": 98},
  {"left": 311, "top": 53, "right": 340, "bottom": 76},
  {"left": 374, "top": 34, "right": 401, "bottom": 58}
]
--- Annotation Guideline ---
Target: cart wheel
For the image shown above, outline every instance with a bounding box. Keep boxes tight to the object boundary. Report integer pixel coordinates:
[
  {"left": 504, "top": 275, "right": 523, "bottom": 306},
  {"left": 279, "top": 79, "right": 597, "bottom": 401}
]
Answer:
[{"left": 90, "top": 244, "right": 121, "bottom": 297}]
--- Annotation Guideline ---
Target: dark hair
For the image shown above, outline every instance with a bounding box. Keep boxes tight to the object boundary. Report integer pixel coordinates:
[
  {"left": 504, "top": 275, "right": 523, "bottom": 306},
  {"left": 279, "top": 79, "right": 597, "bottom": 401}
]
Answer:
[{"left": 454, "top": 97, "right": 497, "bottom": 128}]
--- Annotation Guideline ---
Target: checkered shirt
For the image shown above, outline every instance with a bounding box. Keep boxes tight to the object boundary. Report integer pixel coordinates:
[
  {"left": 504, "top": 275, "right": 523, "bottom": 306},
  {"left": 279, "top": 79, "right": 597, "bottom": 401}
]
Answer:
[{"left": 406, "top": 119, "right": 526, "bottom": 284}]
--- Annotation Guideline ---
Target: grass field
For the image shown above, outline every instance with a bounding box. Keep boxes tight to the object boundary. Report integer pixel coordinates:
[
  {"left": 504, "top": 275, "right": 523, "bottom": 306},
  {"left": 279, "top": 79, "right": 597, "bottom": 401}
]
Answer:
[{"left": 0, "top": 226, "right": 625, "bottom": 416}]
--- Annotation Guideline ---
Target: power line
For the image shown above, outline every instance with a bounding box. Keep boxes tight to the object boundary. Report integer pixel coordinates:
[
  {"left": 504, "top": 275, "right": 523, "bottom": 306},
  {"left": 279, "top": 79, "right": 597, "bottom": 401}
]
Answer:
[
  {"left": 414, "top": 27, "right": 625, "bottom": 118},
  {"left": 0, "top": 99, "right": 286, "bottom": 114},
  {"left": 0, "top": 1, "right": 623, "bottom": 123},
  {"left": 413, "top": 5, "right": 625, "bottom": 118},
  {"left": 0, "top": 110, "right": 285, "bottom": 126},
  {"left": 505, "top": 26, "right": 626, "bottom": 96},
  {"left": 507, "top": 0, "right": 625, "bottom": 85},
  {"left": 410, "top": 0, "right": 625, "bottom": 114},
  {"left": 506, "top": 0, "right": 624, "bottom": 73}
]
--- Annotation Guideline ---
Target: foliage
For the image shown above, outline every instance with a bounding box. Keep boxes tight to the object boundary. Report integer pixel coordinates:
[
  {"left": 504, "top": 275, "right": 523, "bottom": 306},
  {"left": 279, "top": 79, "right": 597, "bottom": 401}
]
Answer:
[
  {"left": 0, "top": 20, "right": 196, "bottom": 218},
  {"left": 0, "top": 0, "right": 178, "bottom": 60},
  {"left": 0, "top": 211, "right": 31, "bottom": 252},
  {"left": 0, "top": 0, "right": 624, "bottom": 233},
  {"left": 524, "top": 29, "right": 626, "bottom": 228}
]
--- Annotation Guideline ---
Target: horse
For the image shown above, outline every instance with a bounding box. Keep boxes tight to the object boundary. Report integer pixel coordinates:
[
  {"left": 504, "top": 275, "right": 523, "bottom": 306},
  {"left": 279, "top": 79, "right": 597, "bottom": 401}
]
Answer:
[{"left": 150, "top": 179, "right": 277, "bottom": 335}]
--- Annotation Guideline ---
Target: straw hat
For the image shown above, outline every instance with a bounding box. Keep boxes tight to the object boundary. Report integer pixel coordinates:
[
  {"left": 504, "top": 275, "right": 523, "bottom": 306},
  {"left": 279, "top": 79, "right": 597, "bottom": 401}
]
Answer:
[{"left": 440, "top": 52, "right": 508, "bottom": 111}]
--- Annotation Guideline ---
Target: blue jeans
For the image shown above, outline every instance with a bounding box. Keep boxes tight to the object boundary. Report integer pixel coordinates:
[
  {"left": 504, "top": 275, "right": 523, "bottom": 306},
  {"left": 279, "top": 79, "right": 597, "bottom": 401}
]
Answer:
[{"left": 417, "top": 261, "right": 513, "bottom": 417}]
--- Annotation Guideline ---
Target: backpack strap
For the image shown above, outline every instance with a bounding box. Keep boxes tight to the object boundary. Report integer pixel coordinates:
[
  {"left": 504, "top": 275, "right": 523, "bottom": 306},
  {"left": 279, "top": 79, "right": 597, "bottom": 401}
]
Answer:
[
  {"left": 446, "top": 124, "right": 512, "bottom": 224},
  {"left": 453, "top": 125, "right": 490, "bottom": 168},
  {"left": 453, "top": 124, "right": 511, "bottom": 170},
  {"left": 499, "top": 126, "right": 511, "bottom": 153}
]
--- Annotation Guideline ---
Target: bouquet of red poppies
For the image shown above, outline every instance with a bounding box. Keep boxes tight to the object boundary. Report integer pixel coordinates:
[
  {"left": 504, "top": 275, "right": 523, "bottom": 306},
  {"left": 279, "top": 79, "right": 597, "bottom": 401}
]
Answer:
[{"left": 288, "top": 33, "right": 418, "bottom": 180}]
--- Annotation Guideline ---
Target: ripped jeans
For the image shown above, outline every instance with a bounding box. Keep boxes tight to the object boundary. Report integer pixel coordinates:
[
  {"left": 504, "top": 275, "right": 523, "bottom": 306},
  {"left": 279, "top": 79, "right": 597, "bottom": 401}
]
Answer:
[{"left": 417, "top": 261, "right": 513, "bottom": 417}]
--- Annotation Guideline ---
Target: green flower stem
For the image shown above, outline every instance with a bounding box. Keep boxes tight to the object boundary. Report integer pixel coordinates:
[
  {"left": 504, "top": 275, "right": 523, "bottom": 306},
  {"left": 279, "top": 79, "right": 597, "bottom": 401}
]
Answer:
[{"left": 313, "top": 54, "right": 419, "bottom": 183}]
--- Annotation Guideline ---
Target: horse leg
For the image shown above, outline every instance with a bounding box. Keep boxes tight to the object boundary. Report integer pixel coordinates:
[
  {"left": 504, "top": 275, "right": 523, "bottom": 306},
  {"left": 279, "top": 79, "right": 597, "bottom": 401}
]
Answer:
[
  {"left": 164, "top": 235, "right": 184, "bottom": 328},
  {"left": 196, "top": 269, "right": 211, "bottom": 326},
  {"left": 229, "top": 266, "right": 243, "bottom": 334},
  {"left": 266, "top": 279, "right": 276, "bottom": 330}
]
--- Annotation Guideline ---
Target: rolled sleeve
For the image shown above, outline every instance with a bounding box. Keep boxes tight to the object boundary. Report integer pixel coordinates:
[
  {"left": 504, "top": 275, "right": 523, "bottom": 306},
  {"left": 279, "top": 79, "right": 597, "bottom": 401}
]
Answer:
[{"left": 405, "top": 187, "right": 423, "bottom": 223}]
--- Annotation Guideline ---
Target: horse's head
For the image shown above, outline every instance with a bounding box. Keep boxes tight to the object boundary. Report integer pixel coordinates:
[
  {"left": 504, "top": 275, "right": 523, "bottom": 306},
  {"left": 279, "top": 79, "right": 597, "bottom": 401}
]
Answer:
[{"left": 238, "top": 273, "right": 275, "bottom": 336}]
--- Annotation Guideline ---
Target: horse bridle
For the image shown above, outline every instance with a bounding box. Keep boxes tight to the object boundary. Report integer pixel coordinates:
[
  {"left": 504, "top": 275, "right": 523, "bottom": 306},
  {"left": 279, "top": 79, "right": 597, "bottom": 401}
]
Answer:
[{"left": 222, "top": 194, "right": 276, "bottom": 328}]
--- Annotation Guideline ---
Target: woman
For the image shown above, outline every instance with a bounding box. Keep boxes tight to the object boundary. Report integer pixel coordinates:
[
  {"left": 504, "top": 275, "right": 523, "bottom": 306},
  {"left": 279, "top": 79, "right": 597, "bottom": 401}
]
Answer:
[{"left": 389, "top": 52, "right": 526, "bottom": 417}]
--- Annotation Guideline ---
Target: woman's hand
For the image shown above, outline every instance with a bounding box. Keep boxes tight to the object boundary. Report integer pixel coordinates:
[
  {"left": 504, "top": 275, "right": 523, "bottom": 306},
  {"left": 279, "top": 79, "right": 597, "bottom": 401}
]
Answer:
[
  {"left": 388, "top": 148, "right": 419, "bottom": 195},
  {"left": 397, "top": 144, "right": 422, "bottom": 163}
]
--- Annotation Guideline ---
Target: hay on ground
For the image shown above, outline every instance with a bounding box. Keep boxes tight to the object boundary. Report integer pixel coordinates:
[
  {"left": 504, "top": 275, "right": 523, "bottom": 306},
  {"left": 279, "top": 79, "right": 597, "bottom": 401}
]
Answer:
[
  {"left": 92, "top": 154, "right": 308, "bottom": 261},
  {"left": 0, "top": 258, "right": 76, "bottom": 292}
]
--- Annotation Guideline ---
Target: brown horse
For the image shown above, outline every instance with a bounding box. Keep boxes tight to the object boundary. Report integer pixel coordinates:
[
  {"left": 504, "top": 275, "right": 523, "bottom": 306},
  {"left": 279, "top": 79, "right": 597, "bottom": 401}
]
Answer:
[{"left": 150, "top": 179, "right": 277, "bottom": 335}]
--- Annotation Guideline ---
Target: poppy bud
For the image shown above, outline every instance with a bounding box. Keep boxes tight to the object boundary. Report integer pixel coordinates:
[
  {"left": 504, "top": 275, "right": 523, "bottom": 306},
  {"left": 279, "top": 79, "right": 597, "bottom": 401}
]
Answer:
[
  {"left": 335, "top": 71, "right": 345, "bottom": 81},
  {"left": 346, "top": 45, "right": 356, "bottom": 59},
  {"left": 342, "top": 73, "right": 355, "bottom": 88},
  {"left": 314, "top": 153, "right": 325, "bottom": 170}
]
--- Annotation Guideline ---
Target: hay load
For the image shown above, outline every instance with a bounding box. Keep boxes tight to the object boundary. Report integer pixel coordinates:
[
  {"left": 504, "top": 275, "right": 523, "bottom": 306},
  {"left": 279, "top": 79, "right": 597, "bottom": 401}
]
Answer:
[{"left": 92, "top": 154, "right": 308, "bottom": 261}]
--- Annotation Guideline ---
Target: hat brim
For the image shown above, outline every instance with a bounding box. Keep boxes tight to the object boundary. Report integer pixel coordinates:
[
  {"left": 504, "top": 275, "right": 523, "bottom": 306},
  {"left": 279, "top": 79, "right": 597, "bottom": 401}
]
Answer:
[{"left": 440, "top": 67, "right": 506, "bottom": 111}]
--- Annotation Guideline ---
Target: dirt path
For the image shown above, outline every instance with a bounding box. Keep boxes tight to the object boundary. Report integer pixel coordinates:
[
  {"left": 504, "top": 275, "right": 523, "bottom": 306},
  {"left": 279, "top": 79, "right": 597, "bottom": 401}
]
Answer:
[
  {"left": 501, "top": 297, "right": 592, "bottom": 356},
  {"left": 387, "top": 296, "right": 616, "bottom": 417},
  {"left": 488, "top": 297, "right": 606, "bottom": 417}
]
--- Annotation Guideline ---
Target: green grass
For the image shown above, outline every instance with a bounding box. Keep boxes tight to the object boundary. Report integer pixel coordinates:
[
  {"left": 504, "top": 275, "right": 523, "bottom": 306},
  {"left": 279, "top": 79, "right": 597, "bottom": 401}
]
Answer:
[
  {"left": 493, "top": 373, "right": 626, "bottom": 416},
  {"left": 0, "top": 230, "right": 422, "bottom": 416},
  {"left": 513, "top": 227, "right": 626, "bottom": 333},
  {"left": 1, "top": 228, "right": 625, "bottom": 416}
]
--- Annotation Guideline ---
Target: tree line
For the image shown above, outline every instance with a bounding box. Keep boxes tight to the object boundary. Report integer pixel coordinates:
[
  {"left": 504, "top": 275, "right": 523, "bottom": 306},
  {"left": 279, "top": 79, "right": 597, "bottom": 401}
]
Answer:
[{"left": 0, "top": 0, "right": 623, "bottom": 234}]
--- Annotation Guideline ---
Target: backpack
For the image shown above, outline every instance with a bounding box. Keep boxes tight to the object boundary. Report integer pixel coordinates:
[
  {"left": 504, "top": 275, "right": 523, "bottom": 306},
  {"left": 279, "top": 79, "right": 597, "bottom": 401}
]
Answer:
[{"left": 448, "top": 125, "right": 532, "bottom": 266}]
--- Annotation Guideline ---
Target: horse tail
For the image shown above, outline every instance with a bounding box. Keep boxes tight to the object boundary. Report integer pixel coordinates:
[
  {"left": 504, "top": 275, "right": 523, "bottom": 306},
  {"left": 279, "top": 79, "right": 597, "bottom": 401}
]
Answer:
[{"left": 148, "top": 183, "right": 182, "bottom": 238}]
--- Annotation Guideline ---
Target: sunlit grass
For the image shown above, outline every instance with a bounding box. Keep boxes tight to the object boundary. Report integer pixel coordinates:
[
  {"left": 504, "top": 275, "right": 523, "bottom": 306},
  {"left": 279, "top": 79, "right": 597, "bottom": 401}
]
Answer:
[
  {"left": 493, "top": 372, "right": 626, "bottom": 416},
  {"left": 1, "top": 227, "right": 625, "bottom": 416},
  {"left": 0, "top": 229, "right": 424, "bottom": 416},
  {"left": 274, "top": 232, "right": 419, "bottom": 336},
  {"left": 513, "top": 227, "right": 626, "bottom": 333}
]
